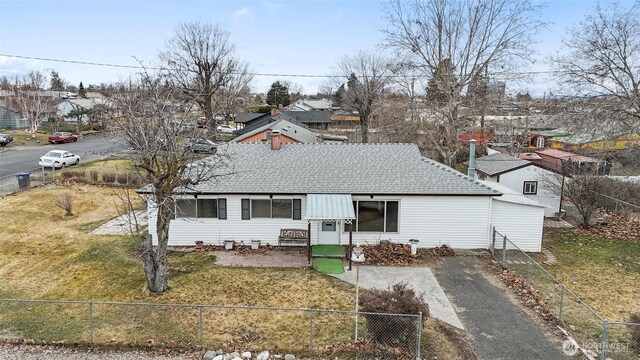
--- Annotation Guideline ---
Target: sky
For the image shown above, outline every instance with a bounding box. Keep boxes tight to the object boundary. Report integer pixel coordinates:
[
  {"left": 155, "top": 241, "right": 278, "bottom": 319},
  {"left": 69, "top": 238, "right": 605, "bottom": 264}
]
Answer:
[{"left": 0, "top": 0, "right": 626, "bottom": 97}]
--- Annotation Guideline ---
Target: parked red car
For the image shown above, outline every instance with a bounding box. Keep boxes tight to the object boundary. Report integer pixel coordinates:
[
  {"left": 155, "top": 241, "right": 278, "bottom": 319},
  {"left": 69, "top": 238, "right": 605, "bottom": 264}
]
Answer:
[
  {"left": 48, "top": 132, "right": 78, "bottom": 144},
  {"left": 196, "top": 118, "right": 209, "bottom": 127}
]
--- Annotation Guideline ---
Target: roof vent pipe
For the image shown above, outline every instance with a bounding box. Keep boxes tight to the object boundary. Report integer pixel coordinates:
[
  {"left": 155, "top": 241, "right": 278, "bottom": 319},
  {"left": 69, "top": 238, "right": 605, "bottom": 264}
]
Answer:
[
  {"left": 271, "top": 130, "right": 281, "bottom": 150},
  {"left": 467, "top": 139, "right": 476, "bottom": 179}
]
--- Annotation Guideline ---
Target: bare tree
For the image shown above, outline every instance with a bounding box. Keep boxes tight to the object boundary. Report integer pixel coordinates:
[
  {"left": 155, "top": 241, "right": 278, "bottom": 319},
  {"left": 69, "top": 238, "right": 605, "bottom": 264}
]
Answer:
[
  {"left": 9, "top": 71, "right": 56, "bottom": 133},
  {"left": 213, "top": 62, "right": 253, "bottom": 123},
  {"left": 280, "top": 80, "right": 304, "bottom": 104},
  {"left": 159, "top": 21, "right": 253, "bottom": 129},
  {"left": 106, "top": 68, "right": 231, "bottom": 293},
  {"left": 54, "top": 191, "right": 75, "bottom": 217},
  {"left": 554, "top": 2, "right": 640, "bottom": 133},
  {"left": 383, "top": 0, "right": 545, "bottom": 165},
  {"left": 331, "top": 50, "right": 392, "bottom": 143},
  {"left": 546, "top": 173, "right": 599, "bottom": 227}
]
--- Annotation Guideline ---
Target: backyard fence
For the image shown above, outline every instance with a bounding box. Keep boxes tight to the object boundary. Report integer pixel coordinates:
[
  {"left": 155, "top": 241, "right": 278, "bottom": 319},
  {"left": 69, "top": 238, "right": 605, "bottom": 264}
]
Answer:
[
  {"left": 590, "top": 191, "right": 640, "bottom": 214},
  {"left": 0, "top": 298, "right": 422, "bottom": 359},
  {"left": 490, "top": 228, "right": 640, "bottom": 360}
]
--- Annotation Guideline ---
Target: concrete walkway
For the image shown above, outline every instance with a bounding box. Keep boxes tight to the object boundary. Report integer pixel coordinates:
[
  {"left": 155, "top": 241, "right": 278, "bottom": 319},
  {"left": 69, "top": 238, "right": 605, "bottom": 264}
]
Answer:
[
  {"left": 91, "top": 210, "right": 148, "bottom": 235},
  {"left": 332, "top": 266, "right": 464, "bottom": 329},
  {"left": 434, "top": 257, "right": 569, "bottom": 360}
]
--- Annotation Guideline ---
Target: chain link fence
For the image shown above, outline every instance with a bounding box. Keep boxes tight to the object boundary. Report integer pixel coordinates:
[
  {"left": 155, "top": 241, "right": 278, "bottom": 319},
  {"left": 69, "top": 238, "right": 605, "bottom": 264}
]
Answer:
[
  {"left": 0, "top": 298, "right": 422, "bottom": 359},
  {"left": 490, "top": 228, "right": 640, "bottom": 359}
]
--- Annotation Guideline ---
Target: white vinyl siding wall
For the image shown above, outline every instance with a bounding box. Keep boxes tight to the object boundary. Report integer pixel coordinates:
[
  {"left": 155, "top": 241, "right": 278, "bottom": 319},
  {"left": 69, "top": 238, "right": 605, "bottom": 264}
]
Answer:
[
  {"left": 490, "top": 199, "right": 544, "bottom": 252},
  {"left": 498, "top": 166, "right": 561, "bottom": 218},
  {"left": 148, "top": 194, "right": 493, "bottom": 249}
]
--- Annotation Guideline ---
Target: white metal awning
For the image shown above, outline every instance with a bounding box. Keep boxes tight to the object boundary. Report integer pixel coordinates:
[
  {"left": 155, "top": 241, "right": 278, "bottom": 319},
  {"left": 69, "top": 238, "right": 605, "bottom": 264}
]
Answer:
[{"left": 305, "top": 194, "right": 356, "bottom": 220}]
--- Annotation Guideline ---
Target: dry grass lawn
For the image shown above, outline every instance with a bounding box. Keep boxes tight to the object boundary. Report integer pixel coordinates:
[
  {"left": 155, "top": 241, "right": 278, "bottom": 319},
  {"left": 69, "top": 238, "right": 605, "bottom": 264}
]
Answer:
[{"left": 0, "top": 185, "right": 471, "bottom": 358}]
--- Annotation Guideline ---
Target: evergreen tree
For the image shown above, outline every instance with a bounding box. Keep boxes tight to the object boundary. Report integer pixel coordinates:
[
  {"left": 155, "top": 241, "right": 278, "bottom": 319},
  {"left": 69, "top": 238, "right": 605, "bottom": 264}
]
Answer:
[
  {"left": 266, "top": 81, "right": 290, "bottom": 107},
  {"left": 50, "top": 71, "right": 65, "bottom": 91},
  {"left": 78, "top": 82, "right": 87, "bottom": 98},
  {"left": 333, "top": 84, "right": 346, "bottom": 108},
  {"left": 425, "top": 59, "right": 456, "bottom": 105}
]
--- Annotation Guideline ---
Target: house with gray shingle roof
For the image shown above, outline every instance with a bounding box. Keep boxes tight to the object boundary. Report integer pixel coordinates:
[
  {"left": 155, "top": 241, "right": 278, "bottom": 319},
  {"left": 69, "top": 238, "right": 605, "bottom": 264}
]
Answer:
[
  {"left": 471, "top": 152, "right": 561, "bottom": 217},
  {"left": 142, "top": 140, "right": 545, "bottom": 253}
]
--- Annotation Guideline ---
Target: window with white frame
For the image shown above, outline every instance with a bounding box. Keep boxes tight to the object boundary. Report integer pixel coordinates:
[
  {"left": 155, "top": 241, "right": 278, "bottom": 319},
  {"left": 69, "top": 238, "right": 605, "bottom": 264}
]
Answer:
[
  {"left": 344, "top": 200, "right": 399, "bottom": 232},
  {"left": 175, "top": 198, "right": 227, "bottom": 219},
  {"left": 523, "top": 181, "right": 538, "bottom": 195}
]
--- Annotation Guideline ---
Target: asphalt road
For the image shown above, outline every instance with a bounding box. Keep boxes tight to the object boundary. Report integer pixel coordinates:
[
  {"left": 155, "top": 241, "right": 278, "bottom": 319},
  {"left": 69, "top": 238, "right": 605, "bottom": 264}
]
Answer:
[{"left": 0, "top": 135, "right": 127, "bottom": 191}]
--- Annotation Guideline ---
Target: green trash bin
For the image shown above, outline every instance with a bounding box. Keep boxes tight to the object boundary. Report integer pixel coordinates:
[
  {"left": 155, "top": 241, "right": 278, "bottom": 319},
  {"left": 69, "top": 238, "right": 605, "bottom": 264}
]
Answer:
[{"left": 16, "top": 172, "right": 30, "bottom": 189}]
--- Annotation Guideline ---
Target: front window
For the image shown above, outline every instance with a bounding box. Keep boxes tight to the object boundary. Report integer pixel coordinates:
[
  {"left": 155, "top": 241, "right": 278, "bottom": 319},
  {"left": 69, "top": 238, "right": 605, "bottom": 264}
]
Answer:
[
  {"left": 523, "top": 181, "right": 538, "bottom": 195},
  {"left": 346, "top": 200, "right": 399, "bottom": 232},
  {"left": 251, "top": 199, "right": 293, "bottom": 218}
]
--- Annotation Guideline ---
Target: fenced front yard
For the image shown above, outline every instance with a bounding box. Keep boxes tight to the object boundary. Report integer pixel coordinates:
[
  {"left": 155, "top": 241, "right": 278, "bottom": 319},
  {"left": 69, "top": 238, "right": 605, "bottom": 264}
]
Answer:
[{"left": 0, "top": 298, "right": 422, "bottom": 359}]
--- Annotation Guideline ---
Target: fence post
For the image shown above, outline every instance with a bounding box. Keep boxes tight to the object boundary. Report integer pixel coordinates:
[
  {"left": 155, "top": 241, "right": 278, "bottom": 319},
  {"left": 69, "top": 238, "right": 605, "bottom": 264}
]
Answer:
[
  {"left": 600, "top": 319, "right": 609, "bottom": 360},
  {"left": 308, "top": 310, "right": 314, "bottom": 350},
  {"left": 416, "top": 312, "right": 423, "bottom": 360},
  {"left": 88, "top": 300, "right": 93, "bottom": 347},
  {"left": 502, "top": 235, "right": 507, "bottom": 266},
  {"left": 526, "top": 257, "right": 531, "bottom": 283},
  {"left": 558, "top": 286, "right": 564, "bottom": 323},
  {"left": 198, "top": 305, "right": 203, "bottom": 346},
  {"left": 491, "top": 227, "right": 496, "bottom": 255}
]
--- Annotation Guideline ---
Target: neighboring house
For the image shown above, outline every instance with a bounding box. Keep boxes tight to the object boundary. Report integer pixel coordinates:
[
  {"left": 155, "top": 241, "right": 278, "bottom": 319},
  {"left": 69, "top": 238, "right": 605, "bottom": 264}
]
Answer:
[
  {"left": 141, "top": 140, "right": 545, "bottom": 252},
  {"left": 231, "top": 118, "right": 319, "bottom": 144},
  {"left": 471, "top": 152, "right": 561, "bottom": 217},
  {"left": 480, "top": 180, "right": 545, "bottom": 252},
  {"left": 528, "top": 129, "right": 571, "bottom": 148},
  {"left": 534, "top": 148, "right": 603, "bottom": 175},
  {"left": 549, "top": 132, "right": 640, "bottom": 151},
  {"left": 233, "top": 112, "right": 268, "bottom": 130},
  {"left": 286, "top": 99, "right": 333, "bottom": 111},
  {"left": 57, "top": 98, "right": 106, "bottom": 123},
  {"left": 280, "top": 110, "right": 331, "bottom": 130},
  {"left": 233, "top": 110, "right": 306, "bottom": 137},
  {"left": 0, "top": 105, "right": 28, "bottom": 129}
]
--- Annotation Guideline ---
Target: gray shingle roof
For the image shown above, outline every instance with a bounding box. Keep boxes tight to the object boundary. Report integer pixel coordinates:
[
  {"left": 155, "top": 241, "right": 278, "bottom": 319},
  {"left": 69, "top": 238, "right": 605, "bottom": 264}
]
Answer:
[
  {"left": 173, "top": 143, "right": 499, "bottom": 195},
  {"left": 231, "top": 119, "right": 318, "bottom": 143},
  {"left": 474, "top": 153, "right": 531, "bottom": 176}
]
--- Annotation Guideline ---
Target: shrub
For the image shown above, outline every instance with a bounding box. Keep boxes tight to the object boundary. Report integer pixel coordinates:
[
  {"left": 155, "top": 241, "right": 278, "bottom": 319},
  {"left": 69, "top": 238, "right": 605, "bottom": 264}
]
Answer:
[
  {"left": 89, "top": 171, "right": 99, "bottom": 184},
  {"left": 116, "top": 173, "right": 129, "bottom": 185},
  {"left": 60, "top": 170, "right": 83, "bottom": 179},
  {"left": 101, "top": 172, "right": 117, "bottom": 183},
  {"left": 358, "top": 283, "right": 429, "bottom": 346},
  {"left": 53, "top": 191, "right": 75, "bottom": 216}
]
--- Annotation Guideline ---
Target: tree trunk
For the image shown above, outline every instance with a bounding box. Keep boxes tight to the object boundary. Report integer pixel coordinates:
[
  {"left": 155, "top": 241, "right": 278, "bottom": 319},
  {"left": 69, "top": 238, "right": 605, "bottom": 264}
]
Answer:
[
  {"left": 141, "top": 197, "right": 172, "bottom": 293},
  {"left": 360, "top": 119, "right": 369, "bottom": 143}
]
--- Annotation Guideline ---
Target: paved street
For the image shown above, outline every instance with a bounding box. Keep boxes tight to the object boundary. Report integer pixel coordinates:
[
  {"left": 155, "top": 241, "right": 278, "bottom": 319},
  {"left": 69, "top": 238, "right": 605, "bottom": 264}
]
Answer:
[{"left": 0, "top": 135, "right": 127, "bottom": 193}]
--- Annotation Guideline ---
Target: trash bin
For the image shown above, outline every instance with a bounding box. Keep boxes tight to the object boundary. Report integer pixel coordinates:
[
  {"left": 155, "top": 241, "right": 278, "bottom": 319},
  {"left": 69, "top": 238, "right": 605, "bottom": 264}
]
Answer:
[{"left": 16, "top": 172, "right": 30, "bottom": 189}]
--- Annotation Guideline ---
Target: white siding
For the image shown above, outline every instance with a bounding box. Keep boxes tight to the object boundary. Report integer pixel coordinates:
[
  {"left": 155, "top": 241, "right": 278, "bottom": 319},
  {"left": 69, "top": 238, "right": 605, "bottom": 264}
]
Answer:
[
  {"left": 490, "top": 199, "right": 544, "bottom": 252},
  {"left": 147, "top": 194, "right": 494, "bottom": 249},
  {"left": 498, "top": 166, "right": 561, "bottom": 217}
]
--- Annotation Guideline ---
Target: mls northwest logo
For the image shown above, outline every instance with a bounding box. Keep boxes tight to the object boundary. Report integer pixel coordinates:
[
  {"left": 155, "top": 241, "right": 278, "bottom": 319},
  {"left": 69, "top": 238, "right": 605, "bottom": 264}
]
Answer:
[{"left": 562, "top": 340, "right": 579, "bottom": 356}]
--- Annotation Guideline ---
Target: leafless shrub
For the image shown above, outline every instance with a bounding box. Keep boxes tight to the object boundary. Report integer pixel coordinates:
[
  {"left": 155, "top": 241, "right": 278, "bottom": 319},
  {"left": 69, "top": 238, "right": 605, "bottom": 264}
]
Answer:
[
  {"left": 54, "top": 191, "right": 75, "bottom": 216},
  {"left": 101, "top": 172, "right": 117, "bottom": 183},
  {"left": 89, "top": 171, "right": 99, "bottom": 183}
]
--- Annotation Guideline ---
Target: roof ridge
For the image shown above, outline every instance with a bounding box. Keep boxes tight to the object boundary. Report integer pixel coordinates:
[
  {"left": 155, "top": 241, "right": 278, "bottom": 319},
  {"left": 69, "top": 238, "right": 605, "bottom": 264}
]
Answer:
[{"left": 420, "top": 157, "right": 500, "bottom": 194}]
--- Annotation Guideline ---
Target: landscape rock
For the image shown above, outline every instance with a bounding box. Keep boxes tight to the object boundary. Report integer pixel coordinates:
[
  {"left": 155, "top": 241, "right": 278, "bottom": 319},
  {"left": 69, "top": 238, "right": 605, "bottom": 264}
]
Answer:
[
  {"left": 203, "top": 351, "right": 217, "bottom": 360},
  {"left": 233, "top": 358, "right": 243, "bottom": 360},
  {"left": 211, "top": 354, "right": 224, "bottom": 360},
  {"left": 256, "top": 351, "right": 269, "bottom": 360},
  {"left": 284, "top": 354, "right": 296, "bottom": 360},
  {"left": 241, "top": 351, "right": 252, "bottom": 359},
  {"left": 229, "top": 352, "right": 241, "bottom": 359}
]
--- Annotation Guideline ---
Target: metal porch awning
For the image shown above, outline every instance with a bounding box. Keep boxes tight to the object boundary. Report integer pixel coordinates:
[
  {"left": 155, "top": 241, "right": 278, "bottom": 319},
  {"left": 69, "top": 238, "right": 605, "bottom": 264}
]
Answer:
[{"left": 305, "top": 194, "right": 356, "bottom": 221}]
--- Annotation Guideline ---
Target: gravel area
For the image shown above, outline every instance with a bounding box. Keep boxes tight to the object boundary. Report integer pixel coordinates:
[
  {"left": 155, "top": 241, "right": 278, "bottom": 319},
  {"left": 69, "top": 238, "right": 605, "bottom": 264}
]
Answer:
[{"left": 0, "top": 343, "right": 202, "bottom": 360}]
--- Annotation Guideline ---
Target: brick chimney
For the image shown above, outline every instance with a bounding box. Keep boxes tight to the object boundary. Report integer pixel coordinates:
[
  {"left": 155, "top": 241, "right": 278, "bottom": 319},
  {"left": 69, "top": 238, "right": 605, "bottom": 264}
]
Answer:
[
  {"left": 271, "top": 130, "right": 281, "bottom": 150},
  {"left": 270, "top": 108, "right": 277, "bottom": 116}
]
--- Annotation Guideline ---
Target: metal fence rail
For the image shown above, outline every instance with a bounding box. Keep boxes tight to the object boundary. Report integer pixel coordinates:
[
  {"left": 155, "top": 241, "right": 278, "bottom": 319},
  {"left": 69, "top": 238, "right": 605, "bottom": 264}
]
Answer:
[
  {"left": 0, "top": 298, "right": 423, "bottom": 359},
  {"left": 491, "top": 228, "right": 640, "bottom": 360}
]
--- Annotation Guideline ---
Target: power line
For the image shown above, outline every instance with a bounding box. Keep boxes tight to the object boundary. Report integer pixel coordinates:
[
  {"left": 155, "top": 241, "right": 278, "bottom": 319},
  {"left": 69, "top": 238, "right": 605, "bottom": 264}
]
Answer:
[
  {"left": 0, "top": 53, "right": 572, "bottom": 79},
  {"left": 0, "top": 54, "right": 333, "bottom": 78}
]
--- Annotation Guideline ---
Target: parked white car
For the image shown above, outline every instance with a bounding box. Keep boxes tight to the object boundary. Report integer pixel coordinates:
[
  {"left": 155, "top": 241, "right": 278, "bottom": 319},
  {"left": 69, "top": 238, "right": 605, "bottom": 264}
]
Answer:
[
  {"left": 39, "top": 150, "right": 81, "bottom": 169},
  {"left": 217, "top": 124, "right": 235, "bottom": 134}
]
